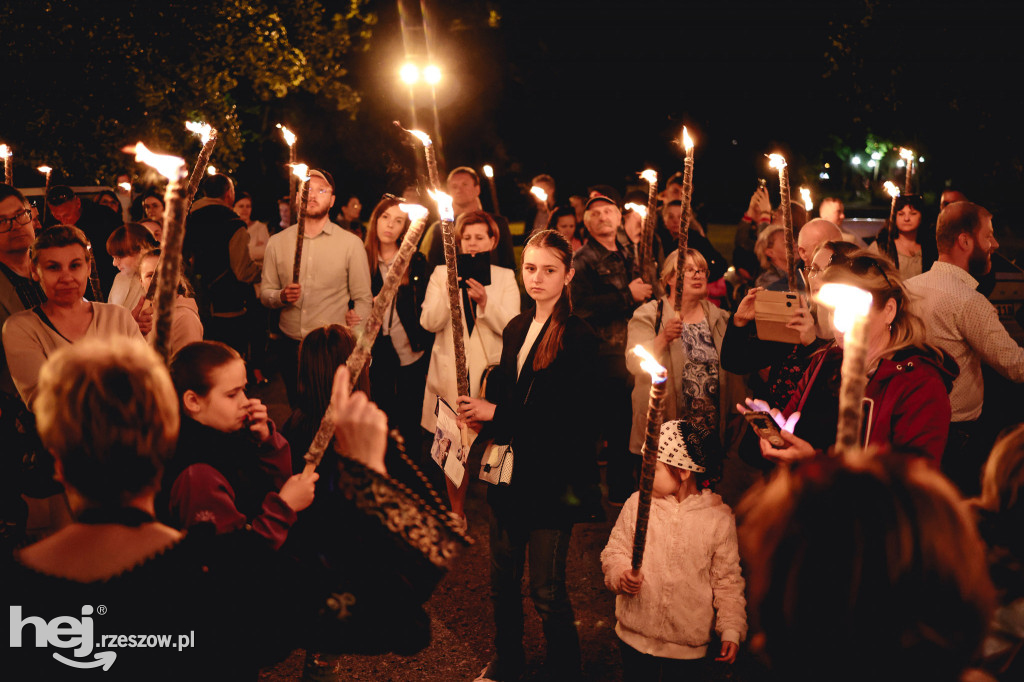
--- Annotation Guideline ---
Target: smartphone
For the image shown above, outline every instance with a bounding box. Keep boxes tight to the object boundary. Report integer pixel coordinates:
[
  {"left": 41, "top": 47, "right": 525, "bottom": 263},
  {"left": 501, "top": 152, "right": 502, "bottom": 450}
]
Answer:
[
  {"left": 754, "top": 290, "right": 803, "bottom": 344},
  {"left": 744, "top": 411, "right": 787, "bottom": 448},
  {"left": 757, "top": 178, "right": 767, "bottom": 191}
]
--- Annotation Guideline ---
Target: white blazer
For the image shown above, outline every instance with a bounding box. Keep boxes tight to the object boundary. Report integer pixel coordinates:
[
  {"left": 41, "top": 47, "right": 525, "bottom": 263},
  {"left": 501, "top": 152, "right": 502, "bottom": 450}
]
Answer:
[{"left": 420, "top": 264, "right": 521, "bottom": 431}]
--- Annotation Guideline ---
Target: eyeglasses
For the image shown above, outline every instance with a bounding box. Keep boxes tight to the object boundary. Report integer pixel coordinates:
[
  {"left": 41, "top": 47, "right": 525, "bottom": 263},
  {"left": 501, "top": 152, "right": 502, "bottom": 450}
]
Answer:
[
  {"left": 0, "top": 209, "right": 33, "bottom": 234},
  {"left": 683, "top": 267, "right": 709, "bottom": 278},
  {"left": 802, "top": 264, "right": 824, "bottom": 279},
  {"left": 312, "top": 188, "right": 331, "bottom": 196}
]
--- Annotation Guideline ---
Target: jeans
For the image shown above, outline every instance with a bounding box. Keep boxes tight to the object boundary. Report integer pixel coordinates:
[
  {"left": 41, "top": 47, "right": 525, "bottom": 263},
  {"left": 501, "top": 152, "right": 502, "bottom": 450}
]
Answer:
[
  {"left": 489, "top": 515, "right": 580, "bottom": 678},
  {"left": 619, "top": 640, "right": 707, "bottom": 682}
]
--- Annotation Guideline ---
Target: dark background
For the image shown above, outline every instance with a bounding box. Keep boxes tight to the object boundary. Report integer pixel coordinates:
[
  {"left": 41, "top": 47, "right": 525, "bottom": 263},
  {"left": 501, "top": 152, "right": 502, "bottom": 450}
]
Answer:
[{"left": 4, "top": 0, "right": 1023, "bottom": 228}]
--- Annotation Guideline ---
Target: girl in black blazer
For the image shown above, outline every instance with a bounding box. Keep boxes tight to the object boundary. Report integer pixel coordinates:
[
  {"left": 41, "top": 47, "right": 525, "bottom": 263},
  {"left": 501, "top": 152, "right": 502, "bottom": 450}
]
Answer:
[{"left": 459, "top": 230, "right": 600, "bottom": 682}]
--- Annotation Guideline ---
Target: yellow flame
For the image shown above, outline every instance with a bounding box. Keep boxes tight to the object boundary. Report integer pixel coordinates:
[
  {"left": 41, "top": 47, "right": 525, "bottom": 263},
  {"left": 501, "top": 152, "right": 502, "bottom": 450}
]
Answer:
[
  {"left": 399, "top": 203, "right": 429, "bottom": 222},
  {"left": 632, "top": 344, "right": 668, "bottom": 383},
  {"left": 185, "top": 121, "right": 214, "bottom": 145},
  {"left": 529, "top": 186, "right": 548, "bottom": 203},
  {"left": 899, "top": 147, "right": 914, "bottom": 161},
  {"left": 408, "top": 129, "right": 433, "bottom": 147},
  {"left": 0, "top": 144, "right": 10, "bottom": 158},
  {"left": 681, "top": 126, "right": 694, "bottom": 152},
  {"left": 883, "top": 181, "right": 900, "bottom": 199},
  {"left": 126, "top": 142, "right": 186, "bottom": 181},
  {"left": 640, "top": 169, "right": 658, "bottom": 185},
  {"left": 37, "top": 165, "right": 52, "bottom": 175},
  {"left": 768, "top": 153, "right": 787, "bottom": 170},
  {"left": 289, "top": 163, "right": 310, "bottom": 181},
  {"left": 276, "top": 124, "right": 297, "bottom": 147},
  {"left": 428, "top": 189, "right": 454, "bottom": 221},
  {"left": 482, "top": 164, "right": 494, "bottom": 179},
  {"left": 118, "top": 182, "right": 131, "bottom": 192},
  {"left": 624, "top": 202, "right": 647, "bottom": 219},
  {"left": 799, "top": 187, "right": 812, "bottom": 211},
  {"left": 206, "top": 165, "right": 217, "bottom": 176},
  {"left": 816, "top": 283, "right": 873, "bottom": 334}
]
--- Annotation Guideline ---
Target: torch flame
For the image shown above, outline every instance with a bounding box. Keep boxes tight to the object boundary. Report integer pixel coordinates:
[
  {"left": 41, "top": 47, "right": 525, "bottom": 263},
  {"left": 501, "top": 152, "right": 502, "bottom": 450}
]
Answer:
[
  {"left": 640, "top": 169, "right": 658, "bottom": 185},
  {"left": 632, "top": 344, "right": 668, "bottom": 384},
  {"left": 680, "top": 126, "right": 694, "bottom": 153},
  {"left": 883, "top": 181, "right": 900, "bottom": 199},
  {"left": 289, "top": 163, "right": 310, "bottom": 181},
  {"left": 624, "top": 202, "right": 647, "bottom": 219},
  {"left": 207, "top": 165, "right": 217, "bottom": 176},
  {"left": 799, "top": 187, "right": 812, "bottom": 211},
  {"left": 0, "top": 144, "right": 10, "bottom": 159},
  {"left": 482, "top": 164, "right": 494, "bottom": 179},
  {"left": 276, "top": 124, "right": 297, "bottom": 147},
  {"left": 37, "top": 165, "right": 52, "bottom": 175},
  {"left": 428, "top": 189, "right": 454, "bottom": 221},
  {"left": 899, "top": 147, "right": 915, "bottom": 161},
  {"left": 768, "top": 153, "right": 787, "bottom": 170},
  {"left": 399, "top": 203, "right": 429, "bottom": 222},
  {"left": 118, "top": 182, "right": 131, "bottom": 192},
  {"left": 408, "top": 130, "right": 433, "bottom": 147},
  {"left": 816, "top": 283, "right": 873, "bottom": 334},
  {"left": 125, "top": 142, "right": 186, "bottom": 181},
  {"left": 529, "top": 186, "right": 548, "bottom": 204},
  {"left": 185, "top": 121, "right": 214, "bottom": 145}
]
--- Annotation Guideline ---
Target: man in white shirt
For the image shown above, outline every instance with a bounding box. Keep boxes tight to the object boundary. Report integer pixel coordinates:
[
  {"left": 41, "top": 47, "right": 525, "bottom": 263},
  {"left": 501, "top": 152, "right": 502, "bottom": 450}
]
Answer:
[
  {"left": 905, "top": 201, "right": 1024, "bottom": 493},
  {"left": 261, "top": 169, "right": 372, "bottom": 404}
]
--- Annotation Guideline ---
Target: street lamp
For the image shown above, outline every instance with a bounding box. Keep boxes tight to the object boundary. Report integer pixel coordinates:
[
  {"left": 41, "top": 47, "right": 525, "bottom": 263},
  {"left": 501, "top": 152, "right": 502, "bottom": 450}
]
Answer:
[
  {"left": 424, "top": 65, "right": 441, "bottom": 85},
  {"left": 851, "top": 156, "right": 862, "bottom": 166}
]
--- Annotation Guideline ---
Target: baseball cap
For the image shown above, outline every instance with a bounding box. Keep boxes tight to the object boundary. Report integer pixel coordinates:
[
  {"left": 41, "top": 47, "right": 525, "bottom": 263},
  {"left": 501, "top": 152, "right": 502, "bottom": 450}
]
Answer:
[
  {"left": 46, "top": 185, "right": 75, "bottom": 206},
  {"left": 308, "top": 169, "right": 336, "bottom": 193}
]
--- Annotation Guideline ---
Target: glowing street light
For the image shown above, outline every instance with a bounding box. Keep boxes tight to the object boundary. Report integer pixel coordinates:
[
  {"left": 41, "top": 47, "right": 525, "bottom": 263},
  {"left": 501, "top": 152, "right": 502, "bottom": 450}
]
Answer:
[
  {"left": 424, "top": 65, "right": 441, "bottom": 85},
  {"left": 851, "top": 156, "right": 862, "bottom": 166},
  {"left": 400, "top": 63, "right": 420, "bottom": 85}
]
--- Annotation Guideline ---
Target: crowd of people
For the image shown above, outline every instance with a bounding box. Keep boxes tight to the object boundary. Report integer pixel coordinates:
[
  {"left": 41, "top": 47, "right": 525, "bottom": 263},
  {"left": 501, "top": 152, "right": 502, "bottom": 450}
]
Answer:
[{"left": 0, "top": 157, "right": 1022, "bottom": 682}]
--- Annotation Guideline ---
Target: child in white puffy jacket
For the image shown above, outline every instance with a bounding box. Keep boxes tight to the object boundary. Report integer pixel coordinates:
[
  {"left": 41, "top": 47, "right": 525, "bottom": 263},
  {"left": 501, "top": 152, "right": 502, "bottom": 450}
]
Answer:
[{"left": 601, "top": 420, "right": 747, "bottom": 680}]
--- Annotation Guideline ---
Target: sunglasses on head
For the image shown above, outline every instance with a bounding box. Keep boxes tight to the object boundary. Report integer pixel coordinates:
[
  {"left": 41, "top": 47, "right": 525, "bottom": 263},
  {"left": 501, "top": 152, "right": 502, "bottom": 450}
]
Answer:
[{"left": 828, "top": 253, "right": 895, "bottom": 290}]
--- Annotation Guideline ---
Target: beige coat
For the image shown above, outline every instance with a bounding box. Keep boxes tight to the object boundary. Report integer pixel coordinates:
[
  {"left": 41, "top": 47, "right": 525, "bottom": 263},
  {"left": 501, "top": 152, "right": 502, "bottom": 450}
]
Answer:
[
  {"left": 626, "top": 298, "right": 748, "bottom": 454},
  {"left": 419, "top": 264, "right": 520, "bottom": 432}
]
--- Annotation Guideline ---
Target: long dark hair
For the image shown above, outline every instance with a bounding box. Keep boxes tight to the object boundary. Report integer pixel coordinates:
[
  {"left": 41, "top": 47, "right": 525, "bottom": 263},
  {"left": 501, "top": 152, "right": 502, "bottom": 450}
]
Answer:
[
  {"left": 878, "top": 194, "right": 934, "bottom": 269},
  {"left": 523, "top": 229, "right": 573, "bottom": 371},
  {"left": 364, "top": 196, "right": 411, "bottom": 284},
  {"left": 296, "top": 324, "right": 370, "bottom": 418}
]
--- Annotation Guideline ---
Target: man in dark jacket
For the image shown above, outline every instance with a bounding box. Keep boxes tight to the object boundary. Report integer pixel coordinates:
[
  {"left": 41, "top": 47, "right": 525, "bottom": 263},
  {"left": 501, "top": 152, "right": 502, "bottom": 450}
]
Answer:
[{"left": 183, "top": 173, "right": 261, "bottom": 353}]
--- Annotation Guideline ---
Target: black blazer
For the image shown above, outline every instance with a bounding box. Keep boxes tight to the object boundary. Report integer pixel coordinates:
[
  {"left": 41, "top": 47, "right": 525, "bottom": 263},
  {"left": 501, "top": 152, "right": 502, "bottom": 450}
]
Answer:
[
  {"left": 486, "top": 310, "right": 602, "bottom": 527},
  {"left": 370, "top": 250, "right": 432, "bottom": 353}
]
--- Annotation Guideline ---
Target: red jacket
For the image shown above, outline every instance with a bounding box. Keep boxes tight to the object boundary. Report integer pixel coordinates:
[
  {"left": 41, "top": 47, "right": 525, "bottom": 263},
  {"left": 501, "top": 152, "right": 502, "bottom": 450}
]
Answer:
[{"left": 784, "top": 347, "right": 957, "bottom": 464}]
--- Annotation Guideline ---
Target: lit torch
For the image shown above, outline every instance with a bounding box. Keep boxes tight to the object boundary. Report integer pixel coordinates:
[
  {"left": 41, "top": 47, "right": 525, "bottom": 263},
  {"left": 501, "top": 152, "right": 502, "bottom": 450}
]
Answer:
[
  {"left": 290, "top": 164, "right": 310, "bottom": 284},
  {"left": 37, "top": 166, "right": 52, "bottom": 224},
  {"left": 206, "top": 165, "right": 217, "bottom": 176},
  {"left": 183, "top": 121, "right": 218, "bottom": 211},
  {"left": 883, "top": 180, "right": 901, "bottom": 263},
  {"left": 673, "top": 128, "right": 695, "bottom": 313},
  {"left": 0, "top": 144, "right": 11, "bottom": 185},
  {"left": 118, "top": 181, "right": 131, "bottom": 192},
  {"left": 816, "top": 283, "right": 874, "bottom": 455},
  {"left": 483, "top": 164, "right": 500, "bottom": 214},
  {"left": 529, "top": 185, "right": 548, "bottom": 205},
  {"left": 630, "top": 344, "right": 668, "bottom": 572},
  {"left": 768, "top": 153, "right": 797, "bottom": 292},
  {"left": 277, "top": 124, "right": 298, "bottom": 215},
  {"left": 409, "top": 129, "right": 441, "bottom": 191},
  {"left": 799, "top": 186, "right": 813, "bottom": 212},
  {"left": 899, "top": 147, "right": 915, "bottom": 195},
  {"left": 125, "top": 142, "right": 188, "bottom": 363},
  {"left": 304, "top": 203, "right": 432, "bottom": 476},
  {"left": 639, "top": 169, "right": 658, "bottom": 285}
]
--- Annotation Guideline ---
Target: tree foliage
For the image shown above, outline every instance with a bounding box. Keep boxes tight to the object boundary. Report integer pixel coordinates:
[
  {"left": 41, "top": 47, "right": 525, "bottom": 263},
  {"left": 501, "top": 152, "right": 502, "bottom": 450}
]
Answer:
[{"left": 1, "top": 0, "right": 374, "bottom": 184}]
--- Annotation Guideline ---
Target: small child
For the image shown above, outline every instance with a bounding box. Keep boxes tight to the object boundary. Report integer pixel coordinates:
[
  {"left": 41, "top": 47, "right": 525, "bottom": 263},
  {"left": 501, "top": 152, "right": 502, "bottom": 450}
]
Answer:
[{"left": 601, "top": 420, "right": 747, "bottom": 680}]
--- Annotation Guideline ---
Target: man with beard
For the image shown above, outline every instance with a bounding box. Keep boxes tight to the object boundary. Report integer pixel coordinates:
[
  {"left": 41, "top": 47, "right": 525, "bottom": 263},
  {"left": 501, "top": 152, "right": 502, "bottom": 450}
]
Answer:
[
  {"left": 571, "top": 194, "right": 652, "bottom": 504},
  {"left": 906, "top": 202, "right": 1024, "bottom": 493},
  {"left": 261, "top": 169, "right": 372, "bottom": 404}
]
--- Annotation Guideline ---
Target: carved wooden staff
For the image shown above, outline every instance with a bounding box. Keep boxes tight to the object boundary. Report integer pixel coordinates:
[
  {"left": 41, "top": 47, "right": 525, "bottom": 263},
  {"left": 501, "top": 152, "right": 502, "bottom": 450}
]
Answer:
[
  {"left": 818, "top": 284, "right": 873, "bottom": 455},
  {"left": 640, "top": 169, "right": 658, "bottom": 283},
  {"left": 37, "top": 166, "right": 52, "bottom": 224},
  {"left": 1, "top": 144, "right": 12, "bottom": 185},
  {"left": 302, "top": 204, "right": 430, "bottom": 475},
  {"left": 630, "top": 345, "right": 668, "bottom": 571},
  {"left": 291, "top": 165, "right": 310, "bottom": 283},
  {"left": 126, "top": 142, "right": 187, "bottom": 364},
  {"left": 673, "top": 128, "right": 695, "bottom": 313},
  {"left": 900, "top": 147, "right": 915, "bottom": 196},
  {"left": 394, "top": 122, "right": 441, "bottom": 192},
  {"left": 86, "top": 243, "right": 104, "bottom": 302},
  {"left": 433, "top": 190, "right": 470, "bottom": 401},
  {"left": 183, "top": 122, "right": 217, "bottom": 211},
  {"left": 483, "top": 165, "right": 500, "bottom": 215},
  {"left": 883, "top": 181, "right": 901, "bottom": 264},
  {"left": 768, "top": 153, "right": 797, "bottom": 293}
]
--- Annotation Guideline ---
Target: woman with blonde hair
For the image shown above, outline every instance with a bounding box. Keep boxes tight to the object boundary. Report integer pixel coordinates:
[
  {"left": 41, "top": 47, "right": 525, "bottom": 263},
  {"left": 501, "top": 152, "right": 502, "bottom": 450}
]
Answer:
[{"left": 745, "top": 250, "right": 958, "bottom": 464}]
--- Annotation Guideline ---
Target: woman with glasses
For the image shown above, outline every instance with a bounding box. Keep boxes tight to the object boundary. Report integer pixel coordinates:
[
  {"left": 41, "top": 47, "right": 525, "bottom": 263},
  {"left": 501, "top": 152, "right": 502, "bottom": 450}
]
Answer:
[
  {"left": 627, "top": 248, "right": 748, "bottom": 482},
  {"left": 746, "top": 251, "right": 957, "bottom": 465}
]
